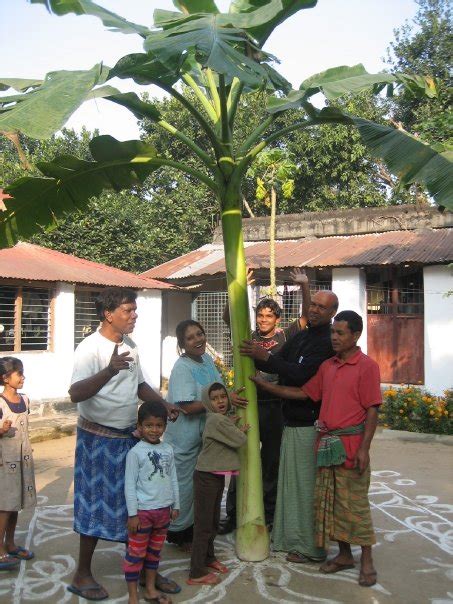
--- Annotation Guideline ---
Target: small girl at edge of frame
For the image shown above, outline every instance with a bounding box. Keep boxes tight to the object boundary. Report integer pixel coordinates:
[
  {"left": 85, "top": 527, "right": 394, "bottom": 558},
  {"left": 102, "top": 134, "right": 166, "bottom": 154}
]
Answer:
[
  {"left": 0, "top": 357, "right": 37, "bottom": 570},
  {"left": 187, "top": 382, "right": 250, "bottom": 586}
]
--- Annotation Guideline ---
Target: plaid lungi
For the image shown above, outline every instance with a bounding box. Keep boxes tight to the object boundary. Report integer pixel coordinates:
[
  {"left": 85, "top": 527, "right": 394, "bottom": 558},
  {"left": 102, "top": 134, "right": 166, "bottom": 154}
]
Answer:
[
  {"left": 315, "top": 465, "right": 375, "bottom": 548},
  {"left": 74, "top": 418, "right": 138, "bottom": 542}
]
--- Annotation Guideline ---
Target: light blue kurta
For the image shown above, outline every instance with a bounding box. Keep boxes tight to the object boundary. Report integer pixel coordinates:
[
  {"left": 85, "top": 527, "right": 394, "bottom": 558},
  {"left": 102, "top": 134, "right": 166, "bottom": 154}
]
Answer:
[{"left": 165, "top": 354, "right": 222, "bottom": 532}]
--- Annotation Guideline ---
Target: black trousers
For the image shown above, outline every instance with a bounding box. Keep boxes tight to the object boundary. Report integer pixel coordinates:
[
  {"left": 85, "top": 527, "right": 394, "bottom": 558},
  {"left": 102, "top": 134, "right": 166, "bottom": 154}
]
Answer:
[
  {"left": 190, "top": 470, "right": 225, "bottom": 578},
  {"left": 226, "top": 400, "right": 283, "bottom": 524}
]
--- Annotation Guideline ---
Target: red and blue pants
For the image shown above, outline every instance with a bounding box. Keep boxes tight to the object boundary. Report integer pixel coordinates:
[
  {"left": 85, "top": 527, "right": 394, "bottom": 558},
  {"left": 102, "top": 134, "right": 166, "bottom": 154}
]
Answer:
[{"left": 124, "top": 507, "right": 170, "bottom": 582}]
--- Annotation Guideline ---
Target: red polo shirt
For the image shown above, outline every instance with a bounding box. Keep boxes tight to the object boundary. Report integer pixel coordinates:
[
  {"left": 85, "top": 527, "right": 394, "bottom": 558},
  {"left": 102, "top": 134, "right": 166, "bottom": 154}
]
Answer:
[{"left": 302, "top": 348, "right": 382, "bottom": 468}]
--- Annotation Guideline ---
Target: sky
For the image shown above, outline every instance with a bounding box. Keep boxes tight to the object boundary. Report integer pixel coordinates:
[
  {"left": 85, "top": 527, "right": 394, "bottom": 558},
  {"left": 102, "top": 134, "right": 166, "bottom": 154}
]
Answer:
[{"left": 0, "top": 0, "right": 418, "bottom": 140}]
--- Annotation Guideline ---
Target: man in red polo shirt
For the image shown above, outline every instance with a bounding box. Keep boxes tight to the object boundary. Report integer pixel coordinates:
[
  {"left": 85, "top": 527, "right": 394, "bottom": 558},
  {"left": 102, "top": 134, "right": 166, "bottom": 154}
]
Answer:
[{"left": 251, "top": 310, "right": 381, "bottom": 588}]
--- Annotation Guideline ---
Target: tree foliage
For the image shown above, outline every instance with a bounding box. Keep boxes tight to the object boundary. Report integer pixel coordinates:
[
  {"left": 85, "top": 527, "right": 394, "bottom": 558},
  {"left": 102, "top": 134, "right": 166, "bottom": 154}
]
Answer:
[
  {"left": 386, "top": 0, "right": 452, "bottom": 147},
  {"left": 0, "top": 128, "right": 216, "bottom": 272}
]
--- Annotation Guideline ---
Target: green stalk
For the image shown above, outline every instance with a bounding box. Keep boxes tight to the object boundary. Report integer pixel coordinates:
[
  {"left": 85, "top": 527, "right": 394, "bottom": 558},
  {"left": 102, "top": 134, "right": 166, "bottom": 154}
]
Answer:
[
  {"left": 182, "top": 73, "right": 218, "bottom": 123},
  {"left": 206, "top": 68, "right": 221, "bottom": 117},
  {"left": 221, "top": 184, "right": 270, "bottom": 562}
]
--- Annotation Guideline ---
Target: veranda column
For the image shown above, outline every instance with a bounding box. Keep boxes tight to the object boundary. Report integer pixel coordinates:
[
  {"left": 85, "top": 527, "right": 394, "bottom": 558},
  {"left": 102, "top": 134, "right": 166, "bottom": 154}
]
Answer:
[
  {"left": 331, "top": 267, "right": 367, "bottom": 352},
  {"left": 423, "top": 265, "right": 453, "bottom": 395}
]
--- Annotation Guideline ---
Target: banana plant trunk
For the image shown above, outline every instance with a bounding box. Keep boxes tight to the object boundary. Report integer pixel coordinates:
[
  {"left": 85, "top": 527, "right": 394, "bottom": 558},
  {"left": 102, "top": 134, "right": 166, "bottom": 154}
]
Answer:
[
  {"left": 220, "top": 186, "right": 270, "bottom": 562},
  {"left": 269, "top": 186, "right": 277, "bottom": 298}
]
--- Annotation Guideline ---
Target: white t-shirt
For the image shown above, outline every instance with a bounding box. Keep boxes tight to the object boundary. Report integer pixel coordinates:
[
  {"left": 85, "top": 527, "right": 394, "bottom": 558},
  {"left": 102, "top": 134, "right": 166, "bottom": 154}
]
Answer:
[{"left": 71, "top": 330, "right": 144, "bottom": 429}]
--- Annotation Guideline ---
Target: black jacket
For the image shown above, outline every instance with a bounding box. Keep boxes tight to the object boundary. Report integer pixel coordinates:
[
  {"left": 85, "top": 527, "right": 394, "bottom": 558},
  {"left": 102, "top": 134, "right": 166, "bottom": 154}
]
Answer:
[{"left": 255, "top": 322, "right": 334, "bottom": 426}]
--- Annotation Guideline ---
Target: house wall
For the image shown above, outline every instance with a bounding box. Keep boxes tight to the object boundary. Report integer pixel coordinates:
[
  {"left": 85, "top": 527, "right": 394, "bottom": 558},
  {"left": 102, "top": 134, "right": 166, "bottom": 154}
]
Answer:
[
  {"left": 161, "top": 290, "right": 193, "bottom": 380},
  {"left": 8, "top": 284, "right": 165, "bottom": 407},
  {"left": 423, "top": 265, "right": 453, "bottom": 395},
  {"left": 132, "top": 290, "right": 163, "bottom": 388},
  {"left": 332, "top": 267, "right": 368, "bottom": 351},
  {"left": 13, "top": 282, "right": 75, "bottom": 406}
]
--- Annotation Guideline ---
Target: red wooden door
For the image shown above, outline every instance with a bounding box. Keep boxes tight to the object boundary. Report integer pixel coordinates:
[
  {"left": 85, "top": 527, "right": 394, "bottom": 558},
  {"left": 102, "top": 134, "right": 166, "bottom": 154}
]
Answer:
[{"left": 367, "top": 314, "right": 424, "bottom": 384}]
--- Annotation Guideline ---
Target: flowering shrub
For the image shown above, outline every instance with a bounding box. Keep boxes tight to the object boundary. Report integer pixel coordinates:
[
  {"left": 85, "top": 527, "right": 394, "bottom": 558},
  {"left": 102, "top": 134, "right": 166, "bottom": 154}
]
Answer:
[
  {"left": 380, "top": 386, "right": 452, "bottom": 435},
  {"left": 214, "top": 356, "right": 234, "bottom": 389}
]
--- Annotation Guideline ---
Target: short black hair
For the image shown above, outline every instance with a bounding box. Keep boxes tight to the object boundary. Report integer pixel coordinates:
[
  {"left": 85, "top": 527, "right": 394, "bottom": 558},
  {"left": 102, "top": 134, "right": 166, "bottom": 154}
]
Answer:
[
  {"left": 175, "top": 319, "right": 206, "bottom": 353},
  {"left": 208, "top": 382, "right": 227, "bottom": 397},
  {"left": 0, "top": 357, "right": 23, "bottom": 385},
  {"left": 95, "top": 287, "right": 137, "bottom": 321},
  {"left": 334, "top": 310, "right": 363, "bottom": 334},
  {"left": 256, "top": 298, "right": 282, "bottom": 318},
  {"left": 137, "top": 401, "right": 168, "bottom": 424}
]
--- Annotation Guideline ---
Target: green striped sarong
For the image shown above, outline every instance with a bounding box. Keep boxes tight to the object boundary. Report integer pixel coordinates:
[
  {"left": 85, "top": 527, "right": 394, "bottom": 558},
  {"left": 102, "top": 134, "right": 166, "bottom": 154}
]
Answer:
[{"left": 272, "top": 426, "right": 326, "bottom": 561}]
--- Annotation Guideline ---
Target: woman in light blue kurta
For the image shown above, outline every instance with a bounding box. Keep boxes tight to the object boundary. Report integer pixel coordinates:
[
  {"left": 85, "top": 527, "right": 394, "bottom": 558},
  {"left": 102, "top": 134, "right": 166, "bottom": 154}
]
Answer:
[{"left": 165, "top": 320, "right": 222, "bottom": 548}]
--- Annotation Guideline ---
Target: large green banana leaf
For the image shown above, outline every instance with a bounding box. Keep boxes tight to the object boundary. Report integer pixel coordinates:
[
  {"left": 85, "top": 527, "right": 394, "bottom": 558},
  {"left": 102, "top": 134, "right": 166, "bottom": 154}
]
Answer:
[
  {"left": 0, "top": 65, "right": 115, "bottom": 139},
  {"left": 109, "top": 53, "right": 183, "bottom": 88},
  {"left": 173, "top": 0, "right": 220, "bottom": 12},
  {"left": 29, "top": 0, "right": 151, "bottom": 36},
  {"left": 267, "top": 64, "right": 438, "bottom": 111},
  {"left": 0, "top": 78, "right": 43, "bottom": 92},
  {"left": 230, "top": 0, "right": 317, "bottom": 45},
  {"left": 145, "top": 3, "right": 286, "bottom": 89},
  {"left": 0, "top": 136, "right": 163, "bottom": 247}
]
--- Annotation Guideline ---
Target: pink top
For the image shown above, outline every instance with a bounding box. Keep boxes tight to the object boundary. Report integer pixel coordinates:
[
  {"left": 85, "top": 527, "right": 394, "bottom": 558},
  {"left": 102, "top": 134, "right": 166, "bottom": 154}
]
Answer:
[
  {"left": 302, "top": 348, "right": 382, "bottom": 468},
  {"left": 211, "top": 471, "right": 239, "bottom": 476}
]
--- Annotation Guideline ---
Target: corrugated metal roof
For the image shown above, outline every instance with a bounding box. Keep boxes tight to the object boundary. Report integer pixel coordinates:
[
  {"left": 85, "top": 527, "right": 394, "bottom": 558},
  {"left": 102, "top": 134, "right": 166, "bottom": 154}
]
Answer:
[
  {"left": 145, "top": 229, "right": 453, "bottom": 279},
  {"left": 0, "top": 242, "right": 175, "bottom": 289}
]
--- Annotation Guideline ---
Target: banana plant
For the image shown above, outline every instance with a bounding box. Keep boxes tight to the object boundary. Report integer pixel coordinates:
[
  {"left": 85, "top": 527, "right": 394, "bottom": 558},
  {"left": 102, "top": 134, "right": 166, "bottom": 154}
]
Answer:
[{"left": 1, "top": 0, "right": 453, "bottom": 561}]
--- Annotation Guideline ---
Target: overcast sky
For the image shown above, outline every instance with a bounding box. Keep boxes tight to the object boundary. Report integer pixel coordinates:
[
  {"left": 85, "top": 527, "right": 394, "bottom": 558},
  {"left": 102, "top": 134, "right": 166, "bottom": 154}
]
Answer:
[{"left": 1, "top": 0, "right": 418, "bottom": 140}]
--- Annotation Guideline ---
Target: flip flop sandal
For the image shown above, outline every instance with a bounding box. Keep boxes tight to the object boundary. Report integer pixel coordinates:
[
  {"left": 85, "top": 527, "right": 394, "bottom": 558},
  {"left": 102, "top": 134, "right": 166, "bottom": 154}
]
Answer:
[
  {"left": 66, "top": 583, "right": 109, "bottom": 601},
  {"left": 286, "top": 552, "right": 323, "bottom": 564},
  {"left": 320, "top": 560, "right": 355, "bottom": 574},
  {"left": 0, "top": 553, "right": 19, "bottom": 571},
  {"left": 186, "top": 572, "right": 221, "bottom": 586},
  {"left": 207, "top": 560, "right": 229, "bottom": 573},
  {"left": 358, "top": 570, "right": 377, "bottom": 587},
  {"left": 144, "top": 595, "right": 172, "bottom": 603},
  {"left": 154, "top": 573, "right": 182, "bottom": 594},
  {"left": 8, "top": 546, "right": 34, "bottom": 560}
]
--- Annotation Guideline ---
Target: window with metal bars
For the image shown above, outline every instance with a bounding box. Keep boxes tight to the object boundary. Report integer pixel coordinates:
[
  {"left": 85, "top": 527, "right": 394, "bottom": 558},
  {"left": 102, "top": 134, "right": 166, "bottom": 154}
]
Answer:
[
  {"left": 0, "top": 285, "right": 53, "bottom": 352},
  {"left": 366, "top": 267, "right": 424, "bottom": 315},
  {"left": 191, "top": 281, "right": 333, "bottom": 368},
  {"left": 74, "top": 289, "right": 101, "bottom": 349},
  {"left": 192, "top": 291, "right": 232, "bottom": 366}
]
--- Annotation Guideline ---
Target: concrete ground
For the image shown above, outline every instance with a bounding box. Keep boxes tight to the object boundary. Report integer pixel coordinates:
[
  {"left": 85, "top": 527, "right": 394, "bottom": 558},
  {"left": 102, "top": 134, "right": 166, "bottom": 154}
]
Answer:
[{"left": 1, "top": 434, "right": 452, "bottom": 604}]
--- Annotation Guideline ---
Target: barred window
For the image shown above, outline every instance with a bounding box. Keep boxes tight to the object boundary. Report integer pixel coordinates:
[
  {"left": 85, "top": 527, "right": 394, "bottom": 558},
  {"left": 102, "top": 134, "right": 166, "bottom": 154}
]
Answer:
[
  {"left": 74, "top": 289, "right": 101, "bottom": 349},
  {"left": 0, "top": 285, "right": 53, "bottom": 352}
]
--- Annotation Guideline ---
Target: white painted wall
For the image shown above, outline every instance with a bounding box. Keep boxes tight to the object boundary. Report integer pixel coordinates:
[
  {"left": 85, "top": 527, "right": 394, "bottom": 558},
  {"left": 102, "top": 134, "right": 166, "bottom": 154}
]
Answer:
[
  {"left": 423, "top": 265, "right": 453, "bottom": 395},
  {"left": 160, "top": 291, "right": 193, "bottom": 379},
  {"left": 5, "top": 284, "right": 166, "bottom": 406},
  {"left": 332, "top": 267, "right": 367, "bottom": 351},
  {"left": 132, "top": 290, "right": 162, "bottom": 389},
  {"left": 13, "top": 282, "right": 75, "bottom": 406}
]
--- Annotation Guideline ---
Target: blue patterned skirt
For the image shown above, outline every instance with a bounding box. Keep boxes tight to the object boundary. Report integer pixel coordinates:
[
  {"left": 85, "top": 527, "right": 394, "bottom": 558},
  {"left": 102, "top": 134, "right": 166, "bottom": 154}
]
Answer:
[{"left": 74, "top": 419, "right": 137, "bottom": 542}]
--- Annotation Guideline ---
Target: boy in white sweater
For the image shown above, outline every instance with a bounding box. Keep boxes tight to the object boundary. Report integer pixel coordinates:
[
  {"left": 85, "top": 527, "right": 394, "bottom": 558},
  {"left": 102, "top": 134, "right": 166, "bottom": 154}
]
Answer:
[{"left": 124, "top": 401, "right": 180, "bottom": 604}]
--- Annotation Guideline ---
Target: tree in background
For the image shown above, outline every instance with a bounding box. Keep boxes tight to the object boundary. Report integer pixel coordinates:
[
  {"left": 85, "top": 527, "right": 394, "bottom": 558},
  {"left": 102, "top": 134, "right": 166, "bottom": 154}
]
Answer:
[
  {"left": 386, "top": 0, "right": 452, "bottom": 147},
  {"left": 247, "top": 148, "right": 298, "bottom": 295},
  {"left": 1, "top": 0, "right": 452, "bottom": 561},
  {"left": 0, "top": 128, "right": 216, "bottom": 271}
]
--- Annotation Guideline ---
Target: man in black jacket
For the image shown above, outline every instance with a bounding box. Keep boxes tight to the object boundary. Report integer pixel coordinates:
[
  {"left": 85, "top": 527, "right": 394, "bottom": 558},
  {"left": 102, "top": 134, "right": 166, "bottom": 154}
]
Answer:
[{"left": 240, "top": 290, "right": 338, "bottom": 564}]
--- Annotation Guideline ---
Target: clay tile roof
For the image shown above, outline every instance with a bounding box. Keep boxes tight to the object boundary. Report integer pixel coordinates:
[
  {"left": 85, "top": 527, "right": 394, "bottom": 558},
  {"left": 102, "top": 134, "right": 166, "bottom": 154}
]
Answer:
[
  {"left": 0, "top": 242, "right": 175, "bottom": 289},
  {"left": 146, "top": 229, "right": 453, "bottom": 279}
]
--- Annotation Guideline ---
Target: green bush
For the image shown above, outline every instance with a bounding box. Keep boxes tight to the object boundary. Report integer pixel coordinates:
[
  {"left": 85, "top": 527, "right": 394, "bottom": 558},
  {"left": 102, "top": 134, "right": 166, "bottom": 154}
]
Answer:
[{"left": 380, "top": 386, "right": 452, "bottom": 435}]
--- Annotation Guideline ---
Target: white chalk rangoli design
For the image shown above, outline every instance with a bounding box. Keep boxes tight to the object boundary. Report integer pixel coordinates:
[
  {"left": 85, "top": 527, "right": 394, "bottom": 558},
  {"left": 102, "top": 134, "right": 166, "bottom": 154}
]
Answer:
[{"left": 0, "top": 472, "right": 451, "bottom": 603}]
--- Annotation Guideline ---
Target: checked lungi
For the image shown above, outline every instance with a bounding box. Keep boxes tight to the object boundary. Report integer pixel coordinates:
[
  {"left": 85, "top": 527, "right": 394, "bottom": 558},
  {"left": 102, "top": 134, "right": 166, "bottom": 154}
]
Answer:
[
  {"left": 315, "top": 465, "right": 375, "bottom": 548},
  {"left": 124, "top": 507, "right": 171, "bottom": 581},
  {"left": 74, "top": 417, "right": 138, "bottom": 543}
]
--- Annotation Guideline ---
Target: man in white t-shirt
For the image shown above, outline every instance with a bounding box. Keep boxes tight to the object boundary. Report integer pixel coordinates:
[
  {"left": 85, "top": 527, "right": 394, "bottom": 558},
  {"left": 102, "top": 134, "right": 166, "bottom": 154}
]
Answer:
[{"left": 67, "top": 287, "right": 181, "bottom": 602}]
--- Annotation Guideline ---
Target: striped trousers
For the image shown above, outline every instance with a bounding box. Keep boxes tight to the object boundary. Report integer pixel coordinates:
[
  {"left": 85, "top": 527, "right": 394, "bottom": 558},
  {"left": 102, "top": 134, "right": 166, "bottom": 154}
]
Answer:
[{"left": 124, "top": 507, "right": 170, "bottom": 582}]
